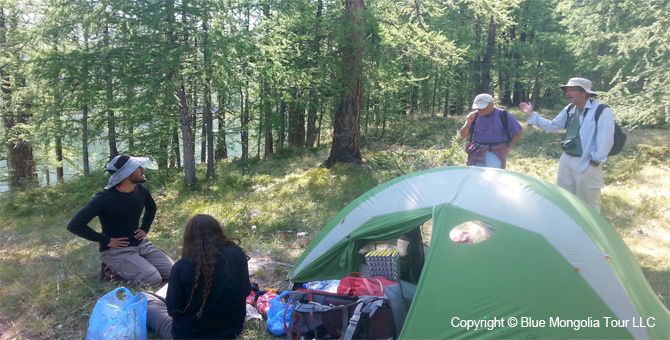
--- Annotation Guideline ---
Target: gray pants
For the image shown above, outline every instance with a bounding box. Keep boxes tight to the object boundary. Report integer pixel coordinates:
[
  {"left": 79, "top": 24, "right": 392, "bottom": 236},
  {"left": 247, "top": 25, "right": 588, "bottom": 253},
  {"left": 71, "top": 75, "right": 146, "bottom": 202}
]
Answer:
[
  {"left": 145, "top": 292, "right": 173, "bottom": 339},
  {"left": 100, "top": 240, "right": 174, "bottom": 285}
]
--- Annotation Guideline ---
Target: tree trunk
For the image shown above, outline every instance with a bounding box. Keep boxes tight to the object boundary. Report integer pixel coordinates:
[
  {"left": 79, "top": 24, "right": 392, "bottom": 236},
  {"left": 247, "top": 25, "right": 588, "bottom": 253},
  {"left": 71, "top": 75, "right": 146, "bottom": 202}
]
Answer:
[
  {"left": 288, "top": 89, "right": 305, "bottom": 147},
  {"left": 204, "top": 87, "right": 214, "bottom": 176},
  {"left": 81, "top": 31, "right": 91, "bottom": 175},
  {"left": 431, "top": 65, "right": 438, "bottom": 116},
  {"left": 203, "top": 23, "right": 215, "bottom": 177},
  {"left": 263, "top": 81, "right": 274, "bottom": 156},
  {"left": 55, "top": 135, "right": 64, "bottom": 183},
  {"left": 1, "top": 11, "right": 36, "bottom": 191},
  {"left": 278, "top": 101, "right": 286, "bottom": 148},
  {"left": 306, "top": 94, "right": 319, "bottom": 148},
  {"left": 103, "top": 23, "right": 118, "bottom": 160},
  {"left": 443, "top": 89, "right": 450, "bottom": 117},
  {"left": 82, "top": 103, "right": 90, "bottom": 175},
  {"left": 240, "top": 86, "right": 249, "bottom": 160},
  {"left": 325, "top": 0, "right": 365, "bottom": 168},
  {"left": 531, "top": 60, "right": 542, "bottom": 109},
  {"left": 215, "top": 92, "right": 228, "bottom": 160},
  {"left": 480, "top": 16, "right": 496, "bottom": 94},
  {"left": 178, "top": 84, "right": 196, "bottom": 182},
  {"left": 512, "top": 31, "right": 527, "bottom": 105},
  {"left": 171, "top": 128, "right": 181, "bottom": 168}
]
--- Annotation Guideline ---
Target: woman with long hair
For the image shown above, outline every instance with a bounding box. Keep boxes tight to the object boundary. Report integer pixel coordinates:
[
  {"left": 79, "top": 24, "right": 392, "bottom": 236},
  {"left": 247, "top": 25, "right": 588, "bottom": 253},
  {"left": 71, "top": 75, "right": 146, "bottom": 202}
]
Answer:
[{"left": 145, "top": 214, "right": 251, "bottom": 339}]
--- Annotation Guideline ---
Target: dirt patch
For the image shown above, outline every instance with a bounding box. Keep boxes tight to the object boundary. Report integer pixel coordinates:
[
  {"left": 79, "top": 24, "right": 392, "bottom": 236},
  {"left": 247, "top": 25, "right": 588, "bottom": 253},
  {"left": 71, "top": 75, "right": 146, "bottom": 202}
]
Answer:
[
  {"left": 247, "top": 256, "right": 293, "bottom": 290},
  {"left": 0, "top": 320, "right": 18, "bottom": 340}
]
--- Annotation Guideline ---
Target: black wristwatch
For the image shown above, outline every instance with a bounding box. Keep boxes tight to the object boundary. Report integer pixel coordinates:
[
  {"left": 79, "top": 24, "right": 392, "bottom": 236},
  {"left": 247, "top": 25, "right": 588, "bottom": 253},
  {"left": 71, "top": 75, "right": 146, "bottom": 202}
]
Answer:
[{"left": 590, "top": 159, "right": 600, "bottom": 167}]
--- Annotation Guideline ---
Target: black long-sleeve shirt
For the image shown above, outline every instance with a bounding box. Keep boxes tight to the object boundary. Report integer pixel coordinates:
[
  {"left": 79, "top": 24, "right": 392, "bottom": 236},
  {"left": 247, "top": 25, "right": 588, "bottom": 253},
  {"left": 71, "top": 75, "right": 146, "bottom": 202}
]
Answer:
[
  {"left": 67, "top": 184, "right": 157, "bottom": 251},
  {"left": 166, "top": 245, "right": 252, "bottom": 339}
]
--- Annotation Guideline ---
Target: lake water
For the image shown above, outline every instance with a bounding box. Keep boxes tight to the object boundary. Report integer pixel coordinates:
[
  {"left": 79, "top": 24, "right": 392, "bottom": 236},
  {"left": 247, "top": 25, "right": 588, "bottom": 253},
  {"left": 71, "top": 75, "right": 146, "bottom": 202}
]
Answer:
[{"left": 0, "top": 136, "right": 244, "bottom": 193}]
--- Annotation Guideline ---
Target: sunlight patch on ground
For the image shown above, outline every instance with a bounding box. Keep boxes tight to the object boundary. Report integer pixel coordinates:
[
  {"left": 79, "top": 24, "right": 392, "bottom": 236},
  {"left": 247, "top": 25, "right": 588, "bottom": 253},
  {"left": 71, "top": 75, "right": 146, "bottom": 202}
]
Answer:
[{"left": 605, "top": 164, "right": 670, "bottom": 291}]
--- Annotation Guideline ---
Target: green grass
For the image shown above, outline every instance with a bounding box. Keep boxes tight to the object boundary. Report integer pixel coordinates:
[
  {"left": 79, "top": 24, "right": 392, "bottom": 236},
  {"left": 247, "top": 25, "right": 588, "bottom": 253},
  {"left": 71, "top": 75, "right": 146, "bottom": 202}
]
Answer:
[{"left": 0, "top": 112, "right": 668, "bottom": 339}]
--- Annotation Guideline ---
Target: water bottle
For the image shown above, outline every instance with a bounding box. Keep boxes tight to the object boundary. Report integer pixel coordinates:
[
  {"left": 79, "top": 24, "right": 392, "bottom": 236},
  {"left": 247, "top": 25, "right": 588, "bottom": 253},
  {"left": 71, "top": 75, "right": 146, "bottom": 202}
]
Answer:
[
  {"left": 320, "top": 279, "right": 340, "bottom": 293},
  {"left": 303, "top": 279, "right": 340, "bottom": 293},
  {"left": 302, "top": 281, "right": 322, "bottom": 291}
]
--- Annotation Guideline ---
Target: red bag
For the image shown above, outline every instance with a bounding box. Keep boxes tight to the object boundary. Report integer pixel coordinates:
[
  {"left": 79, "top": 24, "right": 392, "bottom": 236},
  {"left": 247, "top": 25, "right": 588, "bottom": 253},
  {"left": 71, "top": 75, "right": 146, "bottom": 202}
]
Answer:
[
  {"left": 246, "top": 291, "right": 256, "bottom": 305},
  {"left": 337, "top": 272, "right": 397, "bottom": 297},
  {"left": 256, "top": 291, "right": 278, "bottom": 315}
]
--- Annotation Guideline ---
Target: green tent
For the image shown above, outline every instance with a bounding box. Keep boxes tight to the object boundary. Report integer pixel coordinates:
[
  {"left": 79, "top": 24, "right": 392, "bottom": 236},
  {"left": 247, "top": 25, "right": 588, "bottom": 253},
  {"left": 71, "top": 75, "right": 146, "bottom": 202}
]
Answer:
[{"left": 287, "top": 166, "right": 669, "bottom": 339}]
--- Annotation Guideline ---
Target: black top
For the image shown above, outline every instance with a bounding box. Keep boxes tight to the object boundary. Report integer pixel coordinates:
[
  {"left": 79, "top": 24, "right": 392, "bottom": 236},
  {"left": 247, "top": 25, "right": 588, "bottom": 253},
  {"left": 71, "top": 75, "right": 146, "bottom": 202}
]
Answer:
[
  {"left": 166, "top": 246, "right": 252, "bottom": 339},
  {"left": 67, "top": 184, "right": 157, "bottom": 252}
]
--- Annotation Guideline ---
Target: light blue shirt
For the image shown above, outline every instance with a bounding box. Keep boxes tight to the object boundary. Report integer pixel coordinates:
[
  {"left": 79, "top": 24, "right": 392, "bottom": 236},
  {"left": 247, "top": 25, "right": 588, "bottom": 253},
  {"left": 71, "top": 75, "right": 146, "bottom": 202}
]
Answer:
[{"left": 526, "top": 99, "right": 615, "bottom": 173}]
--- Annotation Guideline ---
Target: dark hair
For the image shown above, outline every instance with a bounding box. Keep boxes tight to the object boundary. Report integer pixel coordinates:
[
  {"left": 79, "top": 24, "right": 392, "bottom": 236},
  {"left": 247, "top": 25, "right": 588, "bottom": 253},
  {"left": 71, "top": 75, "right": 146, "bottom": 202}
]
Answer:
[{"left": 181, "top": 214, "right": 246, "bottom": 318}]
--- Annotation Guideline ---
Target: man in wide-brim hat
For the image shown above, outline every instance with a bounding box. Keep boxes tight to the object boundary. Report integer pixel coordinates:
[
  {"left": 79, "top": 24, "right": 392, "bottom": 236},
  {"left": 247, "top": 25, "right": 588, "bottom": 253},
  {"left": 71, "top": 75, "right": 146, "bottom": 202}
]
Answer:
[
  {"left": 67, "top": 155, "right": 174, "bottom": 284},
  {"left": 518, "top": 77, "right": 615, "bottom": 212}
]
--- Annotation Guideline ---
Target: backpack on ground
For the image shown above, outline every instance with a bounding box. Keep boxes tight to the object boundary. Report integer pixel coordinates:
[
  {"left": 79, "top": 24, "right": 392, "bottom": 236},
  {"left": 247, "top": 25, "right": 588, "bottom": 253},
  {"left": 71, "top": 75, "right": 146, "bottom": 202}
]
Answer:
[
  {"left": 565, "top": 103, "right": 626, "bottom": 156},
  {"left": 287, "top": 290, "right": 397, "bottom": 340}
]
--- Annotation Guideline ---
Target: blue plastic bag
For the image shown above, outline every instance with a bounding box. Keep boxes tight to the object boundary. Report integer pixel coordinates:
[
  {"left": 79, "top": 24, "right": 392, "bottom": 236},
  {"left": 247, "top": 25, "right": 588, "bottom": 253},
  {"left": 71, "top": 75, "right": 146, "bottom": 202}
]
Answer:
[
  {"left": 266, "top": 291, "right": 292, "bottom": 336},
  {"left": 86, "top": 287, "right": 148, "bottom": 340}
]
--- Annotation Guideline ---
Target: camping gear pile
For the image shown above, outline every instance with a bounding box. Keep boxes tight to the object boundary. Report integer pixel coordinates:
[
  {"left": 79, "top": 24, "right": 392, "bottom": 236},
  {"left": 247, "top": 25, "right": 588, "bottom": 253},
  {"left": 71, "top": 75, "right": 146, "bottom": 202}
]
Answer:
[
  {"left": 250, "top": 271, "right": 405, "bottom": 339},
  {"left": 283, "top": 166, "right": 669, "bottom": 339},
  {"left": 287, "top": 272, "right": 404, "bottom": 339}
]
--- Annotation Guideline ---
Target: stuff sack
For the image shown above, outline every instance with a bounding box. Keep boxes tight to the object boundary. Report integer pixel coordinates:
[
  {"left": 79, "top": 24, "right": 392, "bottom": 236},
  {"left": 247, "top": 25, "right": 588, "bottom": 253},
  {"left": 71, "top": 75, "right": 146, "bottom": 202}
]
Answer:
[
  {"left": 256, "top": 290, "right": 278, "bottom": 316},
  {"left": 86, "top": 287, "right": 147, "bottom": 340},
  {"left": 337, "top": 272, "right": 397, "bottom": 297},
  {"left": 266, "top": 291, "right": 292, "bottom": 337}
]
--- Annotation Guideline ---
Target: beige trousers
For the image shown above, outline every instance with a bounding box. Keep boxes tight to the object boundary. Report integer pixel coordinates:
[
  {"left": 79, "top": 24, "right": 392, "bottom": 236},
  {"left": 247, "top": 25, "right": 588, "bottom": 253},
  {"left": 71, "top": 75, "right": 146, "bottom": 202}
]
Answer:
[{"left": 557, "top": 153, "right": 604, "bottom": 212}]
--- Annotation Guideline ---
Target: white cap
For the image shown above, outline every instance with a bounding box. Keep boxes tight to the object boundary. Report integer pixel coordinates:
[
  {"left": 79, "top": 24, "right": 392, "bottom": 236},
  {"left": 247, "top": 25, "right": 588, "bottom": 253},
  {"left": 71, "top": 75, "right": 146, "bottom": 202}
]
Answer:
[{"left": 472, "top": 93, "right": 494, "bottom": 109}]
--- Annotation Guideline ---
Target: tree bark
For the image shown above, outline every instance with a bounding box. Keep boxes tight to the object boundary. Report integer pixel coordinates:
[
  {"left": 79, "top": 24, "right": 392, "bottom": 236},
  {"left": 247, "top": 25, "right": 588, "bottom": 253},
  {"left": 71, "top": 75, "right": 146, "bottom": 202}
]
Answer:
[
  {"left": 203, "top": 19, "right": 215, "bottom": 177},
  {"left": 305, "top": 0, "right": 323, "bottom": 147},
  {"left": 288, "top": 89, "right": 305, "bottom": 147},
  {"left": 1, "top": 10, "right": 36, "bottom": 191},
  {"left": 480, "top": 16, "right": 496, "bottom": 94},
  {"left": 82, "top": 31, "right": 91, "bottom": 175},
  {"left": 531, "top": 60, "right": 542, "bottom": 109},
  {"left": 240, "top": 86, "right": 249, "bottom": 160},
  {"left": 103, "top": 22, "right": 118, "bottom": 160},
  {"left": 215, "top": 92, "right": 228, "bottom": 161},
  {"left": 82, "top": 103, "right": 90, "bottom": 175},
  {"left": 263, "top": 81, "right": 274, "bottom": 157},
  {"left": 171, "top": 128, "right": 181, "bottom": 168},
  {"left": 443, "top": 89, "right": 450, "bottom": 117},
  {"left": 325, "top": 0, "right": 365, "bottom": 168},
  {"left": 178, "top": 84, "right": 196, "bottom": 182}
]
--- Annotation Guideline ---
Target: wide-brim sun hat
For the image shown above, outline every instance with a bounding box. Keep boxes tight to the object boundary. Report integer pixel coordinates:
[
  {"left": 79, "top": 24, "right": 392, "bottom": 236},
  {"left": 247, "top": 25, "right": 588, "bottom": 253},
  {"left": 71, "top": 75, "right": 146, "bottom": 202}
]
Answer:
[
  {"left": 104, "top": 155, "right": 149, "bottom": 190},
  {"left": 559, "top": 77, "right": 598, "bottom": 96},
  {"left": 472, "top": 93, "right": 494, "bottom": 109}
]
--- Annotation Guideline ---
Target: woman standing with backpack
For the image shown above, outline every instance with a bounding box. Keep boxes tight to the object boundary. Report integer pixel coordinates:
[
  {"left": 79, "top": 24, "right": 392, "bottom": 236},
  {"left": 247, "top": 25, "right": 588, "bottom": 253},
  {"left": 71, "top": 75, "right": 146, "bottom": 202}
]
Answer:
[{"left": 144, "top": 214, "right": 251, "bottom": 339}]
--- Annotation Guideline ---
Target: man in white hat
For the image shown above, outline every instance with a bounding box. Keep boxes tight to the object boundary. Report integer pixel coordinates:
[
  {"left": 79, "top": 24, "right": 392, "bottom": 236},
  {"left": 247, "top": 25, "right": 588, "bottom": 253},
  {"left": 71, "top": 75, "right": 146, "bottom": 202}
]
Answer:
[
  {"left": 519, "top": 78, "right": 615, "bottom": 212},
  {"left": 67, "top": 155, "right": 174, "bottom": 285},
  {"left": 460, "top": 93, "right": 524, "bottom": 168}
]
